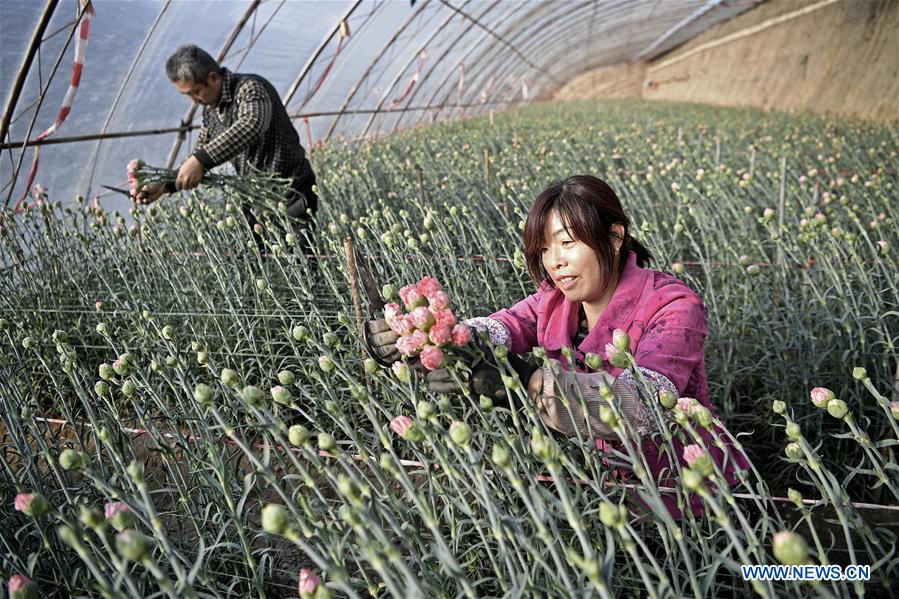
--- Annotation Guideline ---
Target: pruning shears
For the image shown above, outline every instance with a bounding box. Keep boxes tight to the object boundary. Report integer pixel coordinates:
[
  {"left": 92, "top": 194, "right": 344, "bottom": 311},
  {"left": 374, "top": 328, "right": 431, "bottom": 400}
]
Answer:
[
  {"left": 355, "top": 250, "right": 395, "bottom": 367},
  {"left": 101, "top": 184, "right": 132, "bottom": 198}
]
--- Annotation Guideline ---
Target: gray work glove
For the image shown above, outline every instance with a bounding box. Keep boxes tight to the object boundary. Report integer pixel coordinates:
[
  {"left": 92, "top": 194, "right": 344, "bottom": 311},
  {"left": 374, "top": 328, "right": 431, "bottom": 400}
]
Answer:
[{"left": 363, "top": 319, "right": 400, "bottom": 366}]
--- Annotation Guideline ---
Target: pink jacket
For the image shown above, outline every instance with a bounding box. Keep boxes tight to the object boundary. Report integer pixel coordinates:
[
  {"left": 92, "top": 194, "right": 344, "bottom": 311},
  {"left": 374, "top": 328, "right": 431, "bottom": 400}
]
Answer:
[{"left": 490, "top": 251, "right": 749, "bottom": 518}]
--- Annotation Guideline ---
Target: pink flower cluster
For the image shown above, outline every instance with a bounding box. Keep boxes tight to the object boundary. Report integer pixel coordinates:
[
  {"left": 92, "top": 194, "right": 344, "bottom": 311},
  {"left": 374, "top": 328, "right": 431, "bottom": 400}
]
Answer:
[
  {"left": 127, "top": 159, "right": 145, "bottom": 198},
  {"left": 298, "top": 568, "right": 321, "bottom": 595},
  {"left": 385, "top": 276, "right": 471, "bottom": 371}
]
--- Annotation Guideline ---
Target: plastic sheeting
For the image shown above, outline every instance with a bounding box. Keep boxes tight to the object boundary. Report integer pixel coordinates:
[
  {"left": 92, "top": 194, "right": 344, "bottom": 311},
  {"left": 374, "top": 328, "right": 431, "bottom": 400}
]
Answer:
[{"left": 0, "top": 0, "right": 760, "bottom": 212}]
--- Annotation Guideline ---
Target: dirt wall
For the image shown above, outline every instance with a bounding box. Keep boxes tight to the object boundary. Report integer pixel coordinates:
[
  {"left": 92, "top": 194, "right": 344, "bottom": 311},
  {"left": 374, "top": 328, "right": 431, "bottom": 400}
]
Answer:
[
  {"left": 556, "top": 0, "right": 899, "bottom": 123},
  {"left": 555, "top": 63, "right": 647, "bottom": 101}
]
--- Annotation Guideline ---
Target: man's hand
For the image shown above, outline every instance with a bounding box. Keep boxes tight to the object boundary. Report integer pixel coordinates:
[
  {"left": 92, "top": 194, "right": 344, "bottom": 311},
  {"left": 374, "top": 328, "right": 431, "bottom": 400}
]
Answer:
[
  {"left": 175, "top": 156, "right": 205, "bottom": 191},
  {"left": 363, "top": 319, "right": 400, "bottom": 365},
  {"left": 134, "top": 182, "right": 165, "bottom": 205}
]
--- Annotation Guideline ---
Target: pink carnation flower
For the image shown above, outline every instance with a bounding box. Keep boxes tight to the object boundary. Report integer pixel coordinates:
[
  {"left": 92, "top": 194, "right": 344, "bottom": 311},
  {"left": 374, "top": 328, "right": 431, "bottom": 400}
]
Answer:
[
  {"left": 682, "top": 444, "right": 705, "bottom": 466},
  {"left": 104, "top": 501, "right": 129, "bottom": 519},
  {"left": 390, "top": 415, "right": 414, "bottom": 438},
  {"left": 429, "top": 324, "right": 452, "bottom": 346},
  {"left": 399, "top": 284, "right": 425, "bottom": 308},
  {"left": 420, "top": 345, "right": 445, "bottom": 370},
  {"left": 383, "top": 303, "right": 401, "bottom": 324},
  {"left": 675, "top": 397, "right": 701, "bottom": 415},
  {"left": 810, "top": 387, "right": 834, "bottom": 409},
  {"left": 298, "top": 568, "right": 321, "bottom": 595},
  {"left": 388, "top": 314, "right": 414, "bottom": 336},
  {"left": 416, "top": 276, "right": 443, "bottom": 299},
  {"left": 433, "top": 308, "right": 457, "bottom": 329},
  {"left": 13, "top": 493, "right": 33, "bottom": 513},
  {"left": 428, "top": 290, "right": 450, "bottom": 310},
  {"left": 410, "top": 306, "right": 435, "bottom": 331},
  {"left": 8, "top": 575, "right": 33, "bottom": 593},
  {"left": 451, "top": 324, "right": 471, "bottom": 347},
  {"left": 396, "top": 335, "right": 420, "bottom": 357}
]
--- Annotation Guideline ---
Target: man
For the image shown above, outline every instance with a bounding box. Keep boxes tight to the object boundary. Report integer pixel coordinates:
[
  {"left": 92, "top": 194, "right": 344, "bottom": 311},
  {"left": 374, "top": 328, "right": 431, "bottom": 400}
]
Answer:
[{"left": 136, "top": 45, "right": 317, "bottom": 245}]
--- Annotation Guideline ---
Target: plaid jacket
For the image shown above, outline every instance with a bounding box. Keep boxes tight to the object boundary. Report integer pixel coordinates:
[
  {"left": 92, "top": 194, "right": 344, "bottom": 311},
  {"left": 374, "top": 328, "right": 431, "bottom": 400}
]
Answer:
[{"left": 192, "top": 69, "right": 314, "bottom": 191}]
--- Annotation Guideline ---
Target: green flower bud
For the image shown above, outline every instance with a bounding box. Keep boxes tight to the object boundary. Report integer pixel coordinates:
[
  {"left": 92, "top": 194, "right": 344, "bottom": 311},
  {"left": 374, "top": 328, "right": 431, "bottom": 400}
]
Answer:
[
  {"left": 57, "top": 524, "right": 83, "bottom": 552},
  {"left": 479, "top": 394, "right": 494, "bottom": 412},
  {"left": 116, "top": 530, "right": 152, "bottom": 562},
  {"left": 317, "top": 432, "right": 337, "bottom": 453},
  {"left": 364, "top": 358, "right": 379, "bottom": 375},
  {"left": 772, "top": 531, "right": 809, "bottom": 565},
  {"left": 288, "top": 425, "right": 312, "bottom": 447},
  {"left": 532, "top": 347, "right": 547, "bottom": 360},
  {"left": 491, "top": 443, "right": 511, "bottom": 469},
  {"left": 220, "top": 368, "right": 240, "bottom": 388},
  {"left": 0, "top": 318, "right": 7, "bottom": 332},
  {"left": 127, "top": 460, "right": 145, "bottom": 484},
  {"left": 241, "top": 385, "right": 264, "bottom": 407},
  {"left": 96, "top": 322, "right": 108, "bottom": 335},
  {"left": 827, "top": 399, "right": 849, "bottom": 419},
  {"left": 449, "top": 421, "right": 471, "bottom": 446},
  {"left": 120, "top": 379, "right": 136, "bottom": 397},
  {"left": 52, "top": 329, "right": 68, "bottom": 344},
  {"left": 99, "top": 363, "right": 114, "bottom": 381},
  {"left": 584, "top": 352, "right": 603, "bottom": 370},
  {"left": 417, "top": 401, "right": 436, "bottom": 420},
  {"left": 694, "top": 406, "right": 713, "bottom": 428},
  {"left": 161, "top": 325, "right": 174, "bottom": 340},
  {"left": 22, "top": 336, "right": 35, "bottom": 349},
  {"left": 785, "top": 421, "right": 802, "bottom": 440},
  {"left": 852, "top": 367, "right": 868, "bottom": 380},
  {"left": 256, "top": 279, "right": 268, "bottom": 291},
  {"left": 79, "top": 505, "right": 104, "bottom": 529},
  {"left": 381, "top": 284, "right": 397, "bottom": 300},
  {"left": 529, "top": 430, "right": 556, "bottom": 462},
  {"left": 599, "top": 501, "right": 626, "bottom": 528},
  {"left": 292, "top": 325, "right": 310, "bottom": 341},
  {"left": 659, "top": 390, "right": 678, "bottom": 410},
  {"left": 59, "top": 448, "right": 89, "bottom": 471},
  {"left": 599, "top": 405, "right": 619, "bottom": 427},
  {"left": 787, "top": 488, "right": 804, "bottom": 508},
  {"left": 193, "top": 383, "right": 214, "bottom": 407},
  {"left": 785, "top": 442, "right": 803, "bottom": 460},
  {"left": 261, "top": 504, "right": 289, "bottom": 535},
  {"left": 270, "top": 385, "right": 292, "bottom": 405},
  {"left": 746, "top": 264, "right": 761, "bottom": 276},
  {"left": 277, "top": 370, "right": 296, "bottom": 386},
  {"left": 322, "top": 332, "right": 339, "bottom": 348},
  {"left": 196, "top": 351, "right": 208, "bottom": 365},
  {"left": 318, "top": 355, "right": 335, "bottom": 373},
  {"left": 682, "top": 468, "right": 706, "bottom": 492},
  {"left": 772, "top": 400, "right": 786, "bottom": 415}
]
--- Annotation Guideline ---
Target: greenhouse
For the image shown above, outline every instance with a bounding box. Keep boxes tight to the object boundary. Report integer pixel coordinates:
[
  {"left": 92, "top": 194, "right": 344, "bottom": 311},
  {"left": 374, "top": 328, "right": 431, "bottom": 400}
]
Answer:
[{"left": 2, "top": 0, "right": 898, "bottom": 597}]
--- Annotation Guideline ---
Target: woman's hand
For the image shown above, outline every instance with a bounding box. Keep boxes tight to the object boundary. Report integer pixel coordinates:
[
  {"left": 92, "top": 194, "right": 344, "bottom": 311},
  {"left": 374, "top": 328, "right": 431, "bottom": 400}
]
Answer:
[{"left": 363, "top": 319, "right": 400, "bottom": 364}]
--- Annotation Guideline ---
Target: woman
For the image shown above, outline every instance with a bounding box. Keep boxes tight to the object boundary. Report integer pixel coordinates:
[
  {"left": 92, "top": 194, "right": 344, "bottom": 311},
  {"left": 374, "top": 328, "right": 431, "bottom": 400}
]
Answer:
[{"left": 367, "top": 175, "right": 748, "bottom": 518}]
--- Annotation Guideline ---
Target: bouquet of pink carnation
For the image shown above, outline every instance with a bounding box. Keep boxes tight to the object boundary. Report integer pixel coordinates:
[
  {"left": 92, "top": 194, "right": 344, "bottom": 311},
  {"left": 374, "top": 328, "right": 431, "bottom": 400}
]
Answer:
[{"left": 384, "top": 276, "right": 472, "bottom": 371}]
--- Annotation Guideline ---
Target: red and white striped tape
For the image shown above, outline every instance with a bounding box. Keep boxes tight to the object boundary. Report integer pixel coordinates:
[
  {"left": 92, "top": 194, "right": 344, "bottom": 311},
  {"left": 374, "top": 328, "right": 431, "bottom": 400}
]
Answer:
[
  {"left": 391, "top": 50, "right": 427, "bottom": 108},
  {"left": 15, "top": 1, "right": 94, "bottom": 212}
]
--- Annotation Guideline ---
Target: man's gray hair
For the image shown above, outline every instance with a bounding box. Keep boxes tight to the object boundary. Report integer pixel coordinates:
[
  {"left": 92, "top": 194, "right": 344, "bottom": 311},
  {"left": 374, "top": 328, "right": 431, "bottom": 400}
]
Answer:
[{"left": 165, "top": 45, "right": 220, "bottom": 83}]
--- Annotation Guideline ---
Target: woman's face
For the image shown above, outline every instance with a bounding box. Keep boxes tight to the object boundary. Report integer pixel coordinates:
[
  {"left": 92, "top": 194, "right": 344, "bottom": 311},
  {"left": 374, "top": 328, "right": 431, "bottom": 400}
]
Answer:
[{"left": 541, "top": 210, "right": 607, "bottom": 305}]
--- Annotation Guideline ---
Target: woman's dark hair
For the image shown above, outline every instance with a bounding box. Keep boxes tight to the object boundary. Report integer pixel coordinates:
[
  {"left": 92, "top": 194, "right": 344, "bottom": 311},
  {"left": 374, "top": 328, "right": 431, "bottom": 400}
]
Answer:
[{"left": 523, "top": 175, "right": 652, "bottom": 291}]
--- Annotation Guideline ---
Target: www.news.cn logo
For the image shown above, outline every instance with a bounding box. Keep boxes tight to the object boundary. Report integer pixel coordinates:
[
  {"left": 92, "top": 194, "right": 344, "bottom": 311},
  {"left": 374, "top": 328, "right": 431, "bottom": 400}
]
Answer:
[{"left": 741, "top": 564, "right": 871, "bottom": 581}]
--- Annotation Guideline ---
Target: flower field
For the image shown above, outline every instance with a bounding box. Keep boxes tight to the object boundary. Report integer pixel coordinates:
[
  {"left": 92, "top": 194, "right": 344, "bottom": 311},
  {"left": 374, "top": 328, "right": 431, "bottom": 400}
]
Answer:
[{"left": 1, "top": 99, "right": 897, "bottom": 597}]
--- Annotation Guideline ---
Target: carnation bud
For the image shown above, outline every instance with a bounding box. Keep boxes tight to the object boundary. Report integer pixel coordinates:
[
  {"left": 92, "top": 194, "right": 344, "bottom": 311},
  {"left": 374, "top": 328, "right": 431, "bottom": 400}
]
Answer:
[
  {"left": 532, "top": 347, "right": 547, "bottom": 360},
  {"left": 241, "top": 385, "right": 264, "bottom": 407},
  {"left": 416, "top": 401, "right": 436, "bottom": 420},
  {"left": 682, "top": 468, "right": 706, "bottom": 492},
  {"left": 491, "top": 443, "right": 511, "bottom": 469},
  {"left": 59, "top": 448, "right": 89, "bottom": 471},
  {"left": 14, "top": 492, "right": 50, "bottom": 517},
  {"left": 105, "top": 501, "right": 135, "bottom": 532},
  {"left": 772, "top": 531, "right": 809, "bottom": 565},
  {"left": 785, "top": 422, "right": 802, "bottom": 440},
  {"left": 787, "top": 488, "right": 804, "bottom": 507},
  {"left": 317, "top": 432, "right": 337, "bottom": 453},
  {"left": 810, "top": 387, "right": 834, "bottom": 409},
  {"left": 0, "top": 319, "right": 7, "bottom": 332},
  {"left": 277, "top": 370, "right": 296, "bottom": 386},
  {"left": 772, "top": 400, "right": 786, "bottom": 415},
  {"left": 318, "top": 355, "right": 335, "bottom": 373},
  {"left": 120, "top": 379, "right": 136, "bottom": 397},
  {"left": 8, "top": 574, "right": 38, "bottom": 599},
  {"left": 21, "top": 336, "right": 35, "bottom": 349},
  {"left": 746, "top": 264, "right": 761, "bottom": 276},
  {"left": 598, "top": 405, "right": 619, "bottom": 427},
  {"left": 599, "top": 501, "right": 626, "bottom": 528},
  {"left": 271, "top": 385, "right": 292, "bottom": 405},
  {"left": 364, "top": 358, "right": 379, "bottom": 375},
  {"left": 449, "top": 421, "right": 471, "bottom": 446},
  {"left": 220, "top": 368, "right": 240, "bottom": 388},
  {"left": 79, "top": 504, "right": 105, "bottom": 529},
  {"left": 127, "top": 460, "right": 145, "bottom": 484},
  {"left": 529, "top": 430, "right": 556, "bottom": 462},
  {"left": 96, "top": 322, "right": 108, "bottom": 335},
  {"left": 292, "top": 325, "right": 310, "bottom": 341},
  {"left": 784, "top": 442, "right": 803, "bottom": 460},
  {"left": 612, "top": 329, "right": 630, "bottom": 352},
  {"left": 693, "top": 406, "right": 713, "bottom": 428},
  {"left": 826, "top": 399, "right": 849, "bottom": 419},
  {"left": 288, "top": 425, "right": 312, "bottom": 447},
  {"left": 116, "top": 530, "right": 152, "bottom": 562},
  {"left": 99, "top": 363, "right": 114, "bottom": 381},
  {"left": 891, "top": 401, "right": 899, "bottom": 421},
  {"left": 479, "top": 394, "right": 494, "bottom": 412},
  {"left": 161, "top": 325, "right": 174, "bottom": 340},
  {"left": 261, "top": 504, "right": 289, "bottom": 535},
  {"left": 193, "top": 383, "right": 214, "bottom": 407},
  {"left": 381, "top": 283, "right": 397, "bottom": 300},
  {"left": 658, "top": 390, "right": 677, "bottom": 409},
  {"left": 852, "top": 367, "right": 868, "bottom": 380}
]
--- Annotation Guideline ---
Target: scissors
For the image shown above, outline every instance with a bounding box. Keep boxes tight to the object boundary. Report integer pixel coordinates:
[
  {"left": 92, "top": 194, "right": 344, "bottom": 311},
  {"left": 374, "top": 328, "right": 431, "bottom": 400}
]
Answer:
[
  {"left": 356, "top": 249, "right": 395, "bottom": 367},
  {"left": 101, "top": 184, "right": 132, "bottom": 198}
]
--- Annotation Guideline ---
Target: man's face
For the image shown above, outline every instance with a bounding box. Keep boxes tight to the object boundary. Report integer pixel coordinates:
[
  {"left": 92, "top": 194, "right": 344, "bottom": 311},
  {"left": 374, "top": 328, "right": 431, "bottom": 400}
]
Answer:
[{"left": 174, "top": 72, "right": 222, "bottom": 106}]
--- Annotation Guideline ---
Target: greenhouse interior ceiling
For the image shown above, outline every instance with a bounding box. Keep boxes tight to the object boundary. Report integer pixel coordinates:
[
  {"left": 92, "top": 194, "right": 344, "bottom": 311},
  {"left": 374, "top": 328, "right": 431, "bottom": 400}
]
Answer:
[{"left": 0, "top": 0, "right": 763, "bottom": 212}]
